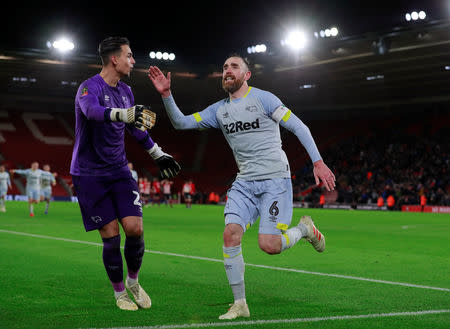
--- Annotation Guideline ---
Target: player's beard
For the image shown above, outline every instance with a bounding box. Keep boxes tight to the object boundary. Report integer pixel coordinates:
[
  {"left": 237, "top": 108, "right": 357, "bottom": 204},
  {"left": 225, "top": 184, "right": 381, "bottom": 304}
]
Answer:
[{"left": 222, "top": 74, "right": 245, "bottom": 94}]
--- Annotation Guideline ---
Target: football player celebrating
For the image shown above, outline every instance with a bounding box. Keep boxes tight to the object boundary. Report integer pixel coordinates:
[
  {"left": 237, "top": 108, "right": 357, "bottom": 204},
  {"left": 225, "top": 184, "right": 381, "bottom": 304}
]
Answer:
[
  {"left": 70, "top": 37, "right": 181, "bottom": 311},
  {"left": 149, "top": 54, "right": 335, "bottom": 320}
]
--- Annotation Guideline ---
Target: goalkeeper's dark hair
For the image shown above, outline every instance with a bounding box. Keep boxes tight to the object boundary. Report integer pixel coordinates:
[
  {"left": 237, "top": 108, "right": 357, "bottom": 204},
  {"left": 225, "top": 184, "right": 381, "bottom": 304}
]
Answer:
[
  {"left": 98, "top": 37, "right": 130, "bottom": 65},
  {"left": 226, "top": 53, "right": 251, "bottom": 71}
]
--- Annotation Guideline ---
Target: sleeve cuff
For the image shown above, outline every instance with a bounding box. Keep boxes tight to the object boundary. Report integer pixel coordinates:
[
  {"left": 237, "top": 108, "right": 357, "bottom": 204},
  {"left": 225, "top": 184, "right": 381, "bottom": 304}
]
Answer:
[{"left": 104, "top": 108, "right": 112, "bottom": 122}]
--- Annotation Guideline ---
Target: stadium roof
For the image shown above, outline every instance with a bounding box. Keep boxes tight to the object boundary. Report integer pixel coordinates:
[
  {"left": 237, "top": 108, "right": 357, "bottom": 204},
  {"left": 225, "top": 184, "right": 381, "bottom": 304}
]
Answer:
[
  {"left": 1, "top": 1, "right": 449, "bottom": 116},
  {"left": 2, "top": 0, "right": 447, "bottom": 67}
]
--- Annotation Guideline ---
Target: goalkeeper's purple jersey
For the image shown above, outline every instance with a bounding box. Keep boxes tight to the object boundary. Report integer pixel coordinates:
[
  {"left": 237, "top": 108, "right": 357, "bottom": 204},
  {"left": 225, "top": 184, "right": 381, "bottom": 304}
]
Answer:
[{"left": 70, "top": 74, "right": 154, "bottom": 177}]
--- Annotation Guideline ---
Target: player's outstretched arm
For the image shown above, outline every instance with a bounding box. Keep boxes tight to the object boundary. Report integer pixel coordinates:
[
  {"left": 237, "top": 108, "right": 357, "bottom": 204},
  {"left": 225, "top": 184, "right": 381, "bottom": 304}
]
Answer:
[
  {"left": 78, "top": 83, "right": 155, "bottom": 131},
  {"left": 147, "top": 144, "right": 181, "bottom": 179},
  {"left": 148, "top": 66, "right": 198, "bottom": 130}
]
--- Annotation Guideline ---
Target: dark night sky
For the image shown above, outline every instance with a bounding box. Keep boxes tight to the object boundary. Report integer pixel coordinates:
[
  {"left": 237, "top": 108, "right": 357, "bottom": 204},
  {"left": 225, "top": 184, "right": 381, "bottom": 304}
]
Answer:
[{"left": 2, "top": 0, "right": 447, "bottom": 66}]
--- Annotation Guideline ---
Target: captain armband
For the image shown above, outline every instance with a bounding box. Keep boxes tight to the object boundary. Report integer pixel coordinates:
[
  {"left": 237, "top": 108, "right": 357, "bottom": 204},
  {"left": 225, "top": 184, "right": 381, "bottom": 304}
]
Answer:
[{"left": 271, "top": 105, "right": 291, "bottom": 123}]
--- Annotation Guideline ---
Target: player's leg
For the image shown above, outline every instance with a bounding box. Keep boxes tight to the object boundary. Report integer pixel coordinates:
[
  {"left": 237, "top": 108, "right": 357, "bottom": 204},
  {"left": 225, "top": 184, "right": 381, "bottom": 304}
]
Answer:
[
  {"left": 0, "top": 190, "right": 6, "bottom": 212},
  {"left": 258, "top": 178, "right": 325, "bottom": 253},
  {"left": 72, "top": 175, "right": 137, "bottom": 310},
  {"left": 98, "top": 220, "right": 137, "bottom": 311},
  {"left": 258, "top": 178, "right": 308, "bottom": 254},
  {"left": 44, "top": 197, "right": 50, "bottom": 214},
  {"left": 26, "top": 188, "right": 34, "bottom": 216},
  {"left": 188, "top": 194, "right": 192, "bottom": 208},
  {"left": 219, "top": 180, "right": 256, "bottom": 320},
  {"left": 43, "top": 189, "right": 51, "bottom": 214},
  {"left": 120, "top": 216, "right": 150, "bottom": 309},
  {"left": 113, "top": 177, "right": 151, "bottom": 309}
]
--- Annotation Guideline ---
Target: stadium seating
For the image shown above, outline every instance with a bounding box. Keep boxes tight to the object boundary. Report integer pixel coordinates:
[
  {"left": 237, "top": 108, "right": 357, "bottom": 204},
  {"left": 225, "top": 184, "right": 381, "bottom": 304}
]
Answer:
[{"left": 1, "top": 107, "right": 448, "bottom": 207}]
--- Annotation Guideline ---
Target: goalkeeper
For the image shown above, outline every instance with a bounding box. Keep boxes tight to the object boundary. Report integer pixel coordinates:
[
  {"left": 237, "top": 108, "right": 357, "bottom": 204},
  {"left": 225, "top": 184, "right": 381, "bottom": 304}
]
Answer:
[{"left": 70, "top": 36, "right": 181, "bottom": 311}]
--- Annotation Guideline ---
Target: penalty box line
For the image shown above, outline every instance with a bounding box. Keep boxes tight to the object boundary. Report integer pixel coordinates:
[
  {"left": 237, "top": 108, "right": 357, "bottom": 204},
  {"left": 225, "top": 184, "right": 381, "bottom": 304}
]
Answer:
[
  {"left": 90, "top": 309, "right": 450, "bottom": 329},
  {"left": 1, "top": 229, "right": 449, "bottom": 292}
]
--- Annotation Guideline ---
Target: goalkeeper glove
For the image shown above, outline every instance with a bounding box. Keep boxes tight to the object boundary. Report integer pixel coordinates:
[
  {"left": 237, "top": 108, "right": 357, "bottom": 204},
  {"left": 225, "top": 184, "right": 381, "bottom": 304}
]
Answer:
[
  {"left": 148, "top": 143, "right": 181, "bottom": 179},
  {"left": 110, "top": 105, "right": 156, "bottom": 131}
]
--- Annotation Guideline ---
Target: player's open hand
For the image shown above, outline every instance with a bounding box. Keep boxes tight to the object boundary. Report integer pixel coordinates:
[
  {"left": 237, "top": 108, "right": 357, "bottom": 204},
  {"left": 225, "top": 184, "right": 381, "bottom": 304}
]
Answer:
[
  {"left": 313, "top": 160, "right": 336, "bottom": 191},
  {"left": 148, "top": 66, "right": 171, "bottom": 98}
]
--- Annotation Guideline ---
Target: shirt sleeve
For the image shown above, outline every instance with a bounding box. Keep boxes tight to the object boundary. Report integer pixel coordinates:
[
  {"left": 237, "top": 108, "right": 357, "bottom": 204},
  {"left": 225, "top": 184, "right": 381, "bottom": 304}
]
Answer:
[
  {"left": 15, "top": 169, "right": 29, "bottom": 176},
  {"left": 256, "top": 90, "right": 284, "bottom": 119},
  {"left": 279, "top": 111, "right": 322, "bottom": 163},
  {"left": 77, "top": 81, "right": 112, "bottom": 122},
  {"left": 162, "top": 95, "right": 220, "bottom": 130}
]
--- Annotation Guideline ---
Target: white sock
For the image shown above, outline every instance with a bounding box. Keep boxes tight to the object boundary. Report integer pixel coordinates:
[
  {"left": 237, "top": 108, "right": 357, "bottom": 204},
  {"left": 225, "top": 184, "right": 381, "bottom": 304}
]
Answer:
[
  {"left": 114, "top": 289, "right": 126, "bottom": 299},
  {"left": 223, "top": 245, "right": 246, "bottom": 302},
  {"left": 126, "top": 276, "right": 138, "bottom": 286},
  {"left": 281, "top": 225, "right": 306, "bottom": 251},
  {"left": 29, "top": 204, "right": 34, "bottom": 214}
]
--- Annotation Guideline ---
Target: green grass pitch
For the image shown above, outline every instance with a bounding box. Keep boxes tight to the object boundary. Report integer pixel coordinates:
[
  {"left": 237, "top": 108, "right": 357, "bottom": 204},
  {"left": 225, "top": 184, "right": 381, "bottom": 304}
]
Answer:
[{"left": 0, "top": 201, "right": 449, "bottom": 328}]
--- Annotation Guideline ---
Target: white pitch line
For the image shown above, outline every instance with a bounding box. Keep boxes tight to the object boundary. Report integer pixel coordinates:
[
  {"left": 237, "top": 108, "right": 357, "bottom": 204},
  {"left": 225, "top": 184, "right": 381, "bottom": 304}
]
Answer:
[
  {"left": 1, "top": 229, "right": 450, "bottom": 292},
  {"left": 88, "top": 309, "right": 450, "bottom": 329}
]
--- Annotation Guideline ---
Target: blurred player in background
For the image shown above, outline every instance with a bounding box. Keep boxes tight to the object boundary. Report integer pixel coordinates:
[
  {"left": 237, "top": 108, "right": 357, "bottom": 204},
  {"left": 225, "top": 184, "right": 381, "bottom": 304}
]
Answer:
[
  {"left": 70, "top": 36, "right": 180, "bottom": 311},
  {"left": 182, "top": 179, "right": 194, "bottom": 208},
  {"left": 128, "top": 162, "right": 138, "bottom": 182},
  {"left": 149, "top": 54, "right": 335, "bottom": 320},
  {"left": 138, "top": 177, "right": 149, "bottom": 205},
  {"left": 149, "top": 177, "right": 161, "bottom": 207},
  {"left": 40, "top": 164, "right": 57, "bottom": 215},
  {"left": 161, "top": 179, "right": 173, "bottom": 207},
  {"left": 10, "top": 162, "right": 55, "bottom": 217},
  {"left": 0, "top": 164, "right": 12, "bottom": 212}
]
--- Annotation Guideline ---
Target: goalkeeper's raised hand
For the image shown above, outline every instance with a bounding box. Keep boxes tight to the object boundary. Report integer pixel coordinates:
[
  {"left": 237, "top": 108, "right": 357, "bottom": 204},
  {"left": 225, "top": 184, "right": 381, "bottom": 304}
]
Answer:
[
  {"left": 110, "top": 105, "right": 156, "bottom": 131},
  {"left": 148, "top": 143, "right": 181, "bottom": 179}
]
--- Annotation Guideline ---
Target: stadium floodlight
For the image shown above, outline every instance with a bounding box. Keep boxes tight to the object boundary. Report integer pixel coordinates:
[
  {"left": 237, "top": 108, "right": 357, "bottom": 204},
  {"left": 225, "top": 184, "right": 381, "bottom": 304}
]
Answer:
[
  {"left": 318, "top": 27, "right": 339, "bottom": 38},
  {"left": 330, "top": 27, "right": 339, "bottom": 37},
  {"left": 405, "top": 10, "right": 426, "bottom": 22},
  {"left": 284, "top": 30, "right": 308, "bottom": 50},
  {"left": 247, "top": 44, "right": 267, "bottom": 54},
  {"left": 52, "top": 38, "right": 75, "bottom": 52},
  {"left": 150, "top": 51, "right": 175, "bottom": 61}
]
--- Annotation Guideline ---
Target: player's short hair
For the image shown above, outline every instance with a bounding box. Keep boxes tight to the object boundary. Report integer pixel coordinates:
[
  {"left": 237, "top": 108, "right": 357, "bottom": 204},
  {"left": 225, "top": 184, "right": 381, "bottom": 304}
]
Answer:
[
  {"left": 98, "top": 37, "right": 130, "bottom": 66},
  {"left": 226, "top": 53, "right": 251, "bottom": 71}
]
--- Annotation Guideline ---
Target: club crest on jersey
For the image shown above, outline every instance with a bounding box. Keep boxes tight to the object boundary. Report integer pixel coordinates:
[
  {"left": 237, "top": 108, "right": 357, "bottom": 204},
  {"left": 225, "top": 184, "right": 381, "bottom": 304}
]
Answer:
[
  {"left": 81, "top": 87, "right": 88, "bottom": 97},
  {"left": 104, "top": 95, "right": 110, "bottom": 102},
  {"left": 224, "top": 118, "right": 260, "bottom": 134},
  {"left": 122, "top": 96, "right": 128, "bottom": 104},
  {"left": 245, "top": 105, "right": 258, "bottom": 112}
]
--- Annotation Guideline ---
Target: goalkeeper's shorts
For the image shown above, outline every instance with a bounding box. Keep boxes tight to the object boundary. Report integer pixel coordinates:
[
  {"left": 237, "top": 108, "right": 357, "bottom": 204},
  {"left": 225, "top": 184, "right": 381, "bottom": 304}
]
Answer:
[
  {"left": 224, "top": 178, "right": 293, "bottom": 235},
  {"left": 72, "top": 174, "right": 143, "bottom": 232}
]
